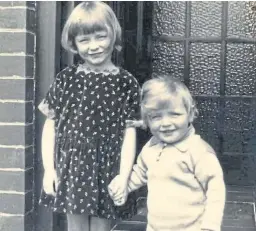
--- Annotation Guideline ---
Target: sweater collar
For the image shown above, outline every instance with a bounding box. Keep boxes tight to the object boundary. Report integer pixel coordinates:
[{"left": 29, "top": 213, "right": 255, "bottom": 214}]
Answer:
[{"left": 148, "top": 125, "right": 196, "bottom": 153}]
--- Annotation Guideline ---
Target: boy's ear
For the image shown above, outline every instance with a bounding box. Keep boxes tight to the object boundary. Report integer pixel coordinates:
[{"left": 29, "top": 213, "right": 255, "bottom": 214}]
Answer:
[{"left": 188, "top": 109, "right": 194, "bottom": 123}]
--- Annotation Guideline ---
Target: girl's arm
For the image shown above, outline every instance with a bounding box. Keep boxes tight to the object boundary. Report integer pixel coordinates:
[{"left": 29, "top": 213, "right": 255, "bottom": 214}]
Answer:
[
  {"left": 119, "top": 127, "right": 137, "bottom": 182},
  {"left": 42, "top": 119, "right": 55, "bottom": 171},
  {"left": 41, "top": 118, "right": 57, "bottom": 195},
  {"left": 108, "top": 142, "right": 147, "bottom": 205},
  {"left": 108, "top": 127, "right": 136, "bottom": 205}
]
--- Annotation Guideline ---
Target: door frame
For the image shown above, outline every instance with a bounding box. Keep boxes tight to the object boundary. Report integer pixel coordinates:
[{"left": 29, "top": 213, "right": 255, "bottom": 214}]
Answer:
[{"left": 35, "top": 2, "right": 62, "bottom": 231}]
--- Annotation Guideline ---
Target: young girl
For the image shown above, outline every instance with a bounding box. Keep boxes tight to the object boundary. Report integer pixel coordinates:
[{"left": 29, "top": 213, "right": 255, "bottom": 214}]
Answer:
[
  {"left": 109, "top": 77, "right": 226, "bottom": 231},
  {"left": 38, "top": 2, "right": 140, "bottom": 231}
]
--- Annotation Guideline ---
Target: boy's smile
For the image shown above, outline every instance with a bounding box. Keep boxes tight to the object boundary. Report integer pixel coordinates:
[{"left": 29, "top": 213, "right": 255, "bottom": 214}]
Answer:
[{"left": 147, "top": 96, "right": 193, "bottom": 144}]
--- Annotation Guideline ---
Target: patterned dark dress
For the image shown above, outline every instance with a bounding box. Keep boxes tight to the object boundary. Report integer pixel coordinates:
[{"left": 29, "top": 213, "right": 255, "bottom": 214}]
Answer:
[{"left": 38, "top": 64, "right": 141, "bottom": 220}]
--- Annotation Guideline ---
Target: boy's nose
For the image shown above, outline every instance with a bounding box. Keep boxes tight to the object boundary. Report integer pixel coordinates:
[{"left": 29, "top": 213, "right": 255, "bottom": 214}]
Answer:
[{"left": 161, "top": 116, "right": 173, "bottom": 127}]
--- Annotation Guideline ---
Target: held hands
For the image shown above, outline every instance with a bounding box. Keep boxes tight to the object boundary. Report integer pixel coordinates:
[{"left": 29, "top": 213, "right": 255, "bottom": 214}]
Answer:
[
  {"left": 108, "top": 175, "right": 129, "bottom": 206},
  {"left": 126, "top": 120, "right": 146, "bottom": 130},
  {"left": 43, "top": 169, "right": 58, "bottom": 196}
]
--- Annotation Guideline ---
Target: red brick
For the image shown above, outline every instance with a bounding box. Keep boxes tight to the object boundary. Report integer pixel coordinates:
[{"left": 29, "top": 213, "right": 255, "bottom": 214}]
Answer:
[
  {"left": 0, "top": 211, "right": 34, "bottom": 231},
  {"left": 0, "top": 146, "right": 33, "bottom": 169},
  {"left": 0, "top": 168, "right": 33, "bottom": 192},
  {"left": 0, "top": 2, "right": 35, "bottom": 8},
  {"left": 0, "top": 124, "right": 33, "bottom": 146},
  {"left": 0, "top": 191, "right": 32, "bottom": 214},
  {"left": 0, "top": 79, "right": 34, "bottom": 101},
  {"left": 0, "top": 8, "right": 35, "bottom": 32},
  {"left": 0, "top": 56, "right": 34, "bottom": 77},
  {"left": 0, "top": 102, "right": 33, "bottom": 123},
  {"left": 0, "top": 32, "right": 34, "bottom": 54}
]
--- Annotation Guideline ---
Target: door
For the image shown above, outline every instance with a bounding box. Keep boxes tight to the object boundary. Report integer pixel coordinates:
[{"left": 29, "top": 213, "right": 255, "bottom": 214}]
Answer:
[
  {"left": 151, "top": 1, "right": 256, "bottom": 186},
  {"left": 35, "top": 2, "right": 152, "bottom": 231},
  {"left": 150, "top": 1, "right": 256, "bottom": 229},
  {"left": 36, "top": 2, "right": 256, "bottom": 230}
]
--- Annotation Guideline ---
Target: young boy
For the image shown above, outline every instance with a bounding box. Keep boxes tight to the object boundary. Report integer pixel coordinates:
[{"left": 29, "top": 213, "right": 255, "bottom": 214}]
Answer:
[{"left": 108, "top": 76, "right": 226, "bottom": 231}]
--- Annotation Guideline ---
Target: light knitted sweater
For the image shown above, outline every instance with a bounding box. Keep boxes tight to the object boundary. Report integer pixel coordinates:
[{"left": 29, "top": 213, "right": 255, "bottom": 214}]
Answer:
[{"left": 128, "top": 127, "right": 226, "bottom": 231}]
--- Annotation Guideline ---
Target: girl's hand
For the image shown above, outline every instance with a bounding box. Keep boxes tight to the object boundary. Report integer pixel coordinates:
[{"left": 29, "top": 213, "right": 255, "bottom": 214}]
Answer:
[
  {"left": 43, "top": 169, "right": 58, "bottom": 196},
  {"left": 108, "top": 175, "right": 119, "bottom": 198},
  {"left": 113, "top": 196, "right": 126, "bottom": 206},
  {"left": 108, "top": 175, "right": 129, "bottom": 206}
]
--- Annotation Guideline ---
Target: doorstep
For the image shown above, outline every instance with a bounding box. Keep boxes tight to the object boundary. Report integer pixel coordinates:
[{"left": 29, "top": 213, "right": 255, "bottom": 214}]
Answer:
[{"left": 111, "top": 185, "right": 256, "bottom": 231}]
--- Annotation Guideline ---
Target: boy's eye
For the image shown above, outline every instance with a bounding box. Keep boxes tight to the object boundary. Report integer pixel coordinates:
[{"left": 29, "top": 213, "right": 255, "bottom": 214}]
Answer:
[
  {"left": 170, "top": 112, "right": 182, "bottom": 117},
  {"left": 149, "top": 114, "right": 162, "bottom": 120}
]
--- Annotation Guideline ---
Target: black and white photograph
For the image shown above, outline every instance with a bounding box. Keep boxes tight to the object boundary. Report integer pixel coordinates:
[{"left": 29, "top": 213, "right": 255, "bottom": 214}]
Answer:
[{"left": 0, "top": 1, "right": 255, "bottom": 231}]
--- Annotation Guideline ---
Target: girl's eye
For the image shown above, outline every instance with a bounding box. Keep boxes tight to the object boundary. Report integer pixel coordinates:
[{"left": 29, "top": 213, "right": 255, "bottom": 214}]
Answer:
[
  {"left": 80, "top": 38, "right": 90, "bottom": 42},
  {"left": 76, "top": 37, "right": 90, "bottom": 43},
  {"left": 97, "top": 35, "right": 107, "bottom": 39}
]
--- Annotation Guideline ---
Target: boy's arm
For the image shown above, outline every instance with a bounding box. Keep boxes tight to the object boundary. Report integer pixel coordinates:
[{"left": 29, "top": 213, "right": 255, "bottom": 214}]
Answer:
[
  {"left": 194, "top": 151, "right": 226, "bottom": 231},
  {"left": 108, "top": 145, "right": 148, "bottom": 203},
  {"left": 127, "top": 151, "right": 148, "bottom": 193}
]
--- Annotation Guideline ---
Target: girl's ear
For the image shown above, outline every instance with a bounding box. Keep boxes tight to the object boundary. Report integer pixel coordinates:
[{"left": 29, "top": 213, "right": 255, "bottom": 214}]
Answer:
[
  {"left": 68, "top": 41, "right": 78, "bottom": 54},
  {"left": 70, "top": 47, "right": 78, "bottom": 54},
  {"left": 115, "top": 45, "right": 122, "bottom": 52}
]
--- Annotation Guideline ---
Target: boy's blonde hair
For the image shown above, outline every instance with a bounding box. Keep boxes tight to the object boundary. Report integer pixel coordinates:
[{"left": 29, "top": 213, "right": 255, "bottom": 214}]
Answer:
[
  {"left": 141, "top": 76, "right": 199, "bottom": 127},
  {"left": 61, "top": 1, "right": 122, "bottom": 53}
]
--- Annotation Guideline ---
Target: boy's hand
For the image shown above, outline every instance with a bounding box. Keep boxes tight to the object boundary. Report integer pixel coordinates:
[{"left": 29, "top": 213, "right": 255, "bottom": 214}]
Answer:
[
  {"left": 108, "top": 175, "right": 129, "bottom": 206},
  {"left": 126, "top": 120, "right": 146, "bottom": 129},
  {"left": 43, "top": 169, "right": 58, "bottom": 196}
]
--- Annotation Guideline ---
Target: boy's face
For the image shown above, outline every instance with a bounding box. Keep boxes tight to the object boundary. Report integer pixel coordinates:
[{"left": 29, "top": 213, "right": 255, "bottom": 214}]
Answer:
[{"left": 147, "top": 96, "right": 192, "bottom": 144}]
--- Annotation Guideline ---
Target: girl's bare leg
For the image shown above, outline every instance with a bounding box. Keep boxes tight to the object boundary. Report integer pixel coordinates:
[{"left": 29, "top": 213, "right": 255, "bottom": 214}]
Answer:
[
  {"left": 90, "top": 216, "right": 112, "bottom": 231},
  {"left": 67, "top": 213, "right": 90, "bottom": 231}
]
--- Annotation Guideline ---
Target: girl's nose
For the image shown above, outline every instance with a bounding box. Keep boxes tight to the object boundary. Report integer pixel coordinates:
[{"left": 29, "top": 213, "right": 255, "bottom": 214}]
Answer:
[{"left": 88, "top": 41, "right": 99, "bottom": 51}]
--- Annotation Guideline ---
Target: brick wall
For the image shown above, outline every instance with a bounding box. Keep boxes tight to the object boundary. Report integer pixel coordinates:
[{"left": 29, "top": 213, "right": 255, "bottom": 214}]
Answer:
[{"left": 0, "top": 1, "right": 36, "bottom": 231}]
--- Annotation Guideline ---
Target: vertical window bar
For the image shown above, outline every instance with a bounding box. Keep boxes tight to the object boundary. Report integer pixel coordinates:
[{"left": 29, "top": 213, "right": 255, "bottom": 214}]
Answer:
[
  {"left": 219, "top": 1, "right": 228, "bottom": 155},
  {"left": 136, "top": 2, "right": 144, "bottom": 56},
  {"left": 146, "top": 2, "right": 154, "bottom": 79},
  {"left": 220, "top": 2, "right": 228, "bottom": 96},
  {"left": 184, "top": 1, "right": 191, "bottom": 86}
]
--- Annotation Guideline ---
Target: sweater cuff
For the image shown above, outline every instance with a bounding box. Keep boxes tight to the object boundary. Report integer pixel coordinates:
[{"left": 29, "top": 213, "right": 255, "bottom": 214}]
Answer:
[{"left": 201, "top": 221, "right": 221, "bottom": 231}]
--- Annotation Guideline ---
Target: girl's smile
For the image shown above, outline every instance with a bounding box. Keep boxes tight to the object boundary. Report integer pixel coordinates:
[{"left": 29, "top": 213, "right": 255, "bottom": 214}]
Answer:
[{"left": 75, "top": 30, "right": 113, "bottom": 68}]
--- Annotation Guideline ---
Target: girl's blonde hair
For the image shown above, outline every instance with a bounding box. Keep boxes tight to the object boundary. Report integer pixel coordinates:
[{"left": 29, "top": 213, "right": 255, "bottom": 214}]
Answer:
[
  {"left": 141, "top": 76, "right": 199, "bottom": 127},
  {"left": 61, "top": 1, "right": 122, "bottom": 53}
]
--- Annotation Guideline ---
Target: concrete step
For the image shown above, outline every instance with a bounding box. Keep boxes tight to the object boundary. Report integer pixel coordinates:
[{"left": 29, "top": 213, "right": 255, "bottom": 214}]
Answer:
[{"left": 111, "top": 185, "right": 256, "bottom": 231}]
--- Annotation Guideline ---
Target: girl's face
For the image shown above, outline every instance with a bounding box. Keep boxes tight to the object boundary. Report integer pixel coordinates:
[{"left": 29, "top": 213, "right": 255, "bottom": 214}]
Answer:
[
  {"left": 147, "top": 96, "right": 192, "bottom": 144},
  {"left": 74, "top": 29, "right": 113, "bottom": 67}
]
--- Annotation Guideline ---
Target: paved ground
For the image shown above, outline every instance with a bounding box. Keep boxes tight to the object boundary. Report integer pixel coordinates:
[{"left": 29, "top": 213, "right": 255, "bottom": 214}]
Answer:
[{"left": 112, "top": 185, "right": 256, "bottom": 231}]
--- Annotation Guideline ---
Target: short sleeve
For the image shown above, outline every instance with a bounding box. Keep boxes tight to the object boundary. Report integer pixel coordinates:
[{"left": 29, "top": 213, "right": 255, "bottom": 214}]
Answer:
[
  {"left": 38, "top": 71, "right": 63, "bottom": 119},
  {"left": 124, "top": 75, "right": 141, "bottom": 121}
]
